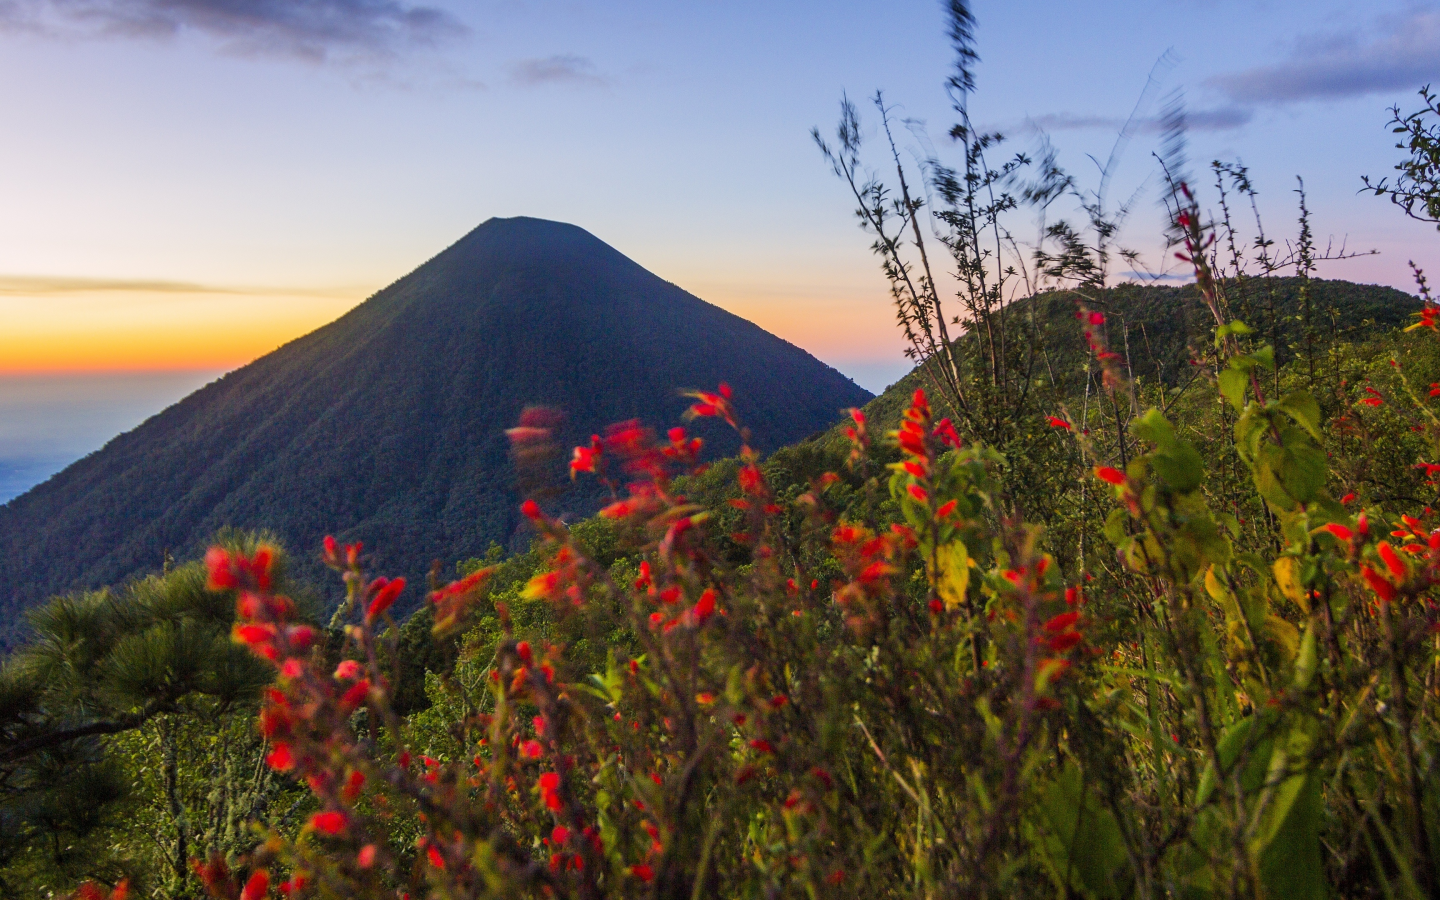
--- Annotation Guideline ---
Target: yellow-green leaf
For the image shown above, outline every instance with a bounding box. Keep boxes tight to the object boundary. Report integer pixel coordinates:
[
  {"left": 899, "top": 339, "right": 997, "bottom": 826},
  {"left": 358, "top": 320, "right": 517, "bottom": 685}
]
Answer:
[
  {"left": 1272, "top": 556, "right": 1310, "bottom": 612},
  {"left": 929, "top": 540, "right": 970, "bottom": 611}
]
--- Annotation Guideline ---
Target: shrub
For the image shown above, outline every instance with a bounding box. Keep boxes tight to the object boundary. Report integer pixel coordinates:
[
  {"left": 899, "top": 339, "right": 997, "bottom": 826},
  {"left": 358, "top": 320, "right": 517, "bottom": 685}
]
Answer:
[{"left": 185, "top": 260, "right": 1440, "bottom": 898}]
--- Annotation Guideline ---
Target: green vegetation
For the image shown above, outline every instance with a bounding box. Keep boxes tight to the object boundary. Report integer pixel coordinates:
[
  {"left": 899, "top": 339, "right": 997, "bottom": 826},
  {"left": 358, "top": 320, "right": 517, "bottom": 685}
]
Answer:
[{"left": 0, "top": 530, "right": 305, "bottom": 895}]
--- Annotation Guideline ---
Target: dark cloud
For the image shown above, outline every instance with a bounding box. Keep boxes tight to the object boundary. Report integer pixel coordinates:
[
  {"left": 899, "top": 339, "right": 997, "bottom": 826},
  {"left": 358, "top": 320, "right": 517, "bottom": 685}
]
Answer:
[
  {"left": 1209, "top": 7, "right": 1440, "bottom": 104},
  {"left": 0, "top": 0, "right": 465, "bottom": 61},
  {"left": 508, "top": 54, "right": 605, "bottom": 87},
  {"left": 1017, "top": 105, "right": 1251, "bottom": 135}
]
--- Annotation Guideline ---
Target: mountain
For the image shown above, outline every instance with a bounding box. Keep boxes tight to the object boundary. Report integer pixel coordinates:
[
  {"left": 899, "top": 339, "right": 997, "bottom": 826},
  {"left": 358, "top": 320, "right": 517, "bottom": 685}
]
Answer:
[
  {"left": 837, "top": 277, "right": 1423, "bottom": 438},
  {"left": 0, "top": 217, "right": 871, "bottom": 646}
]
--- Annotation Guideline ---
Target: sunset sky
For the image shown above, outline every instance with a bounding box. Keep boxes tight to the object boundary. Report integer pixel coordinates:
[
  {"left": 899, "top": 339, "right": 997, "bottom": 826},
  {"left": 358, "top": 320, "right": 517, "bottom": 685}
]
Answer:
[{"left": 1, "top": 0, "right": 1438, "bottom": 497}]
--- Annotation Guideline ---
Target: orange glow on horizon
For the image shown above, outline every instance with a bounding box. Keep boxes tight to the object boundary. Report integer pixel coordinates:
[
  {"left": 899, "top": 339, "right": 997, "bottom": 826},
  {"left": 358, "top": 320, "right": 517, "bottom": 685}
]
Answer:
[
  {"left": 0, "top": 277, "right": 906, "bottom": 375},
  {"left": 0, "top": 285, "right": 367, "bottom": 374},
  {"left": 694, "top": 285, "right": 907, "bottom": 362}
]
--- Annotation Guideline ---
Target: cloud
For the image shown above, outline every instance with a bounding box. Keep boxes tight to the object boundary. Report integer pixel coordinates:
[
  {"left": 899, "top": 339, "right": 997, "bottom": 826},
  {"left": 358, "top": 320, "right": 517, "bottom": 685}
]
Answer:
[
  {"left": 0, "top": 274, "right": 356, "bottom": 297},
  {"left": 1209, "top": 7, "right": 1440, "bottom": 104},
  {"left": 508, "top": 54, "right": 605, "bottom": 87},
  {"left": 1117, "top": 271, "right": 1191, "bottom": 283},
  {"left": 0, "top": 0, "right": 465, "bottom": 61},
  {"left": 1016, "top": 105, "right": 1252, "bottom": 135}
]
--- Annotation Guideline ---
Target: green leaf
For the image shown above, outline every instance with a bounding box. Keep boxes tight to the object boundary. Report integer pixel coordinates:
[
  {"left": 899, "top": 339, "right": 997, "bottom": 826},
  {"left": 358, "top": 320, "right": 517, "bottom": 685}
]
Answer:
[
  {"left": 1292, "top": 623, "right": 1318, "bottom": 689},
  {"left": 1277, "top": 433, "right": 1328, "bottom": 505},
  {"left": 1103, "top": 508, "right": 1130, "bottom": 545},
  {"left": 1254, "top": 448, "right": 1298, "bottom": 511},
  {"left": 1030, "top": 763, "right": 1131, "bottom": 898},
  {"left": 1151, "top": 441, "right": 1205, "bottom": 493},
  {"left": 1255, "top": 772, "right": 1327, "bottom": 900},
  {"left": 1219, "top": 368, "right": 1250, "bottom": 411},
  {"left": 1234, "top": 405, "right": 1269, "bottom": 461},
  {"left": 1131, "top": 407, "right": 1177, "bottom": 448},
  {"left": 1276, "top": 391, "right": 1323, "bottom": 442}
]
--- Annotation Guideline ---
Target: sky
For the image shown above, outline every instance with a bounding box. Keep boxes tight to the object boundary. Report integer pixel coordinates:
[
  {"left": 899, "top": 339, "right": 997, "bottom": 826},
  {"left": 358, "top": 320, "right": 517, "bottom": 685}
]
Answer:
[{"left": 0, "top": 0, "right": 1437, "bottom": 499}]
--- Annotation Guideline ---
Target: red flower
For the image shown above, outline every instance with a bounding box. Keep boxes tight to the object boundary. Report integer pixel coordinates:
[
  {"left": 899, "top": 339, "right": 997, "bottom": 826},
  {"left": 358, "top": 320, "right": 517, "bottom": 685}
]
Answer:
[
  {"left": 933, "top": 417, "right": 961, "bottom": 447},
  {"left": 1361, "top": 566, "right": 1398, "bottom": 603},
  {"left": 1046, "top": 416, "right": 1071, "bottom": 430},
  {"left": 630, "top": 864, "right": 655, "bottom": 882},
  {"left": 738, "top": 464, "right": 764, "bottom": 494},
  {"left": 265, "top": 742, "right": 294, "bottom": 772},
  {"left": 1093, "top": 466, "right": 1126, "bottom": 485},
  {"left": 859, "top": 560, "right": 891, "bottom": 584},
  {"left": 206, "top": 547, "right": 238, "bottom": 590},
  {"left": 334, "top": 659, "right": 363, "bottom": 681},
  {"left": 570, "top": 439, "right": 601, "bottom": 477},
  {"left": 1049, "top": 631, "right": 1083, "bottom": 652},
  {"left": 343, "top": 770, "right": 365, "bottom": 801},
  {"left": 912, "top": 388, "right": 930, "bottom": 415},
  {"left": 908, "top": 484, "right": 929, "bottom": 503},
  {"left": 1043, "top": 611, "right": 1079, "bottom": 633},
  {"left": 539, "top": 771, "right": 564, "bottom": 810},
  {"left": 1379, "top": 542, "right": 1408, "bottom": 581},
  {"left": 748, "top": 739, "right": 775, "bottom": 753},
  {"left": 309, "top": 811, "right": 348, "bottom": 836},
  {"left": 285, "top": 625, "right": 315, "bottom": 652},
  {"left": 521, "top": 740, "right": 544, "bottom": 759},
  {"left": 240, "top": 870, "right": 269, "bottom": 900},
  {"left": 364, "top": 577, "right": 405, "bottom": 622},
  {"left": 520, "top": 499, "right": 542, "bottom": 520},
  {"left": 234, "top": 623, "right": 275, "bottom": 647},
  {"left": 600, "top": 499, "right": 635, "bottom": 519},
  {"left": 692, "top": 589, "right": 716, "bottom": 625},
  {"left": 427, "top": 844, "right": 445, "bottom": 869},
  {"left": 357, "top": 844, "right": 377, "bottom": 869},
  {"left": 341, "top": 680, "right": 371, "bottom": 707},
  {"left": 1320, "top": 522, "right": 1354, "bottom": 543}
]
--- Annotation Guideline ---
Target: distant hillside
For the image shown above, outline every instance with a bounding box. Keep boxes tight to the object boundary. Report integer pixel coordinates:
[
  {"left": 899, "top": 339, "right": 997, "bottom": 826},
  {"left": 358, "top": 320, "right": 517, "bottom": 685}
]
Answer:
[
  {"left": 836, "top": 277, "right": 1421, "bottom": 439},
  {"left": 0, "top": 217, "right": 871, "bottom": 647}
]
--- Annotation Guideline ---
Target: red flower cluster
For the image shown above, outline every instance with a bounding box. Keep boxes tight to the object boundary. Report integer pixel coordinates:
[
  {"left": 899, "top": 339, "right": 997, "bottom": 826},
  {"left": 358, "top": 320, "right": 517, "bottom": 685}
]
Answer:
[
  {"left": 428, "top": 565, "right": 497, "bottom": 634},
  {"left": 685, "top": 382, "right": 737, "bottom": 427}
]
